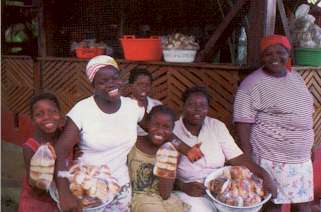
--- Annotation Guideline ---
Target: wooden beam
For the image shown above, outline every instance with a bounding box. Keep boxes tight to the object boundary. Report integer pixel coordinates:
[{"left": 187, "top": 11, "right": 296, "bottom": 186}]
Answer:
[
  {"left": 247, "top": 0, "right": 276, "bottom": 68},
  {"left": 37, "top": 0, "right": 46, "bottom": 57},
  {"left": 196, "top": 0, "right": 250, "bottom": 62},
  {"left": 277, "top": 0, "right": 291, "bottom": 40},
  {"left": 265, "top": 0, "right": 277, "bottom": 35},
  {"left": 216, "top": 0, "right": 235, "bottom": 64}
]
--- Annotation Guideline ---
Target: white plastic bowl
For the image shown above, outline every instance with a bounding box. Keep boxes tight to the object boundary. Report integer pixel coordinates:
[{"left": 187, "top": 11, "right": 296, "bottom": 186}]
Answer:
[
  {"left": 49, "top": 183, "right": 112, "bottom": 212},
  {"left": 204, "top": 166, "right": 272, "bottom": 212},
  {"left": 163, "top": 49, "right": 197, "bottom": 63}
]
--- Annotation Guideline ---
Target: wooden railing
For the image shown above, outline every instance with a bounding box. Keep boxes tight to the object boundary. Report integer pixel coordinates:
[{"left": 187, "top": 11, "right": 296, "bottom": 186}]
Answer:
[{"left": 1, "top": 56, "right": 320, "bottom": 146}]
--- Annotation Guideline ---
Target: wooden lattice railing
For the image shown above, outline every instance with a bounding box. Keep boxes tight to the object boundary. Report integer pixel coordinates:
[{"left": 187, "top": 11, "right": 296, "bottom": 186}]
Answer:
[
  {"left": 296, "top": 67, "right": 321, "bottom": 146},
  {"left": 1, "top": 56, "right": 320, "bottom": 146}
]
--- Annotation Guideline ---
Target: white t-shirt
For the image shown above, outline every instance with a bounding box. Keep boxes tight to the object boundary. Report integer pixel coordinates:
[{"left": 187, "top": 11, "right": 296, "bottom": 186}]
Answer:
[
  {"left": 173, "top": 116, "right": 243, "bottom": 183},
  {"left": 67, "top": 96, "right": 145, "bottom": 186},
  {"left": 137, "top": 96, "right": 162, "bottom": 136}
]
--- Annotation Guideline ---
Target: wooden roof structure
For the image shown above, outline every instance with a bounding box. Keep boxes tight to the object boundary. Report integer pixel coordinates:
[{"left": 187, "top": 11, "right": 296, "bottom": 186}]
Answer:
[{"left": 3, "top": 0, "right": 319, "bottom": 67}]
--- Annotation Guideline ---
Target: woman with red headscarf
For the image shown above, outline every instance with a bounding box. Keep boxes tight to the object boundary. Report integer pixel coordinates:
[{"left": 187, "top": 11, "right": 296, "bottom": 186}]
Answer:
[{"left": 233, "top": 35, "right": 314, "bottom": 212}]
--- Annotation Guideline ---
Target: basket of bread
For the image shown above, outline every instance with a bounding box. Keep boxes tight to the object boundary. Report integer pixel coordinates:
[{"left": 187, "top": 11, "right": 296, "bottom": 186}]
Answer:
[
  {"left": 204, "top": 166, "right": 271, "bottom": 212},
  {"left": 162, "top": 33, "right": 199, "bottom": 63},
  {"left": 51, "top": 162, "right": 120, "bottom": 212}
]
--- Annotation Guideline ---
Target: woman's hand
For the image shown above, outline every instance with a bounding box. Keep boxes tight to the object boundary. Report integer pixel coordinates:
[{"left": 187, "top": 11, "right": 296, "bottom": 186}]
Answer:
[
  {"left": 186, "top": 143, "right": 203, "bottom": 162},
  {"left": 181, "top": 181, "right": 206, "bottom": 197},
  {"left": 73, "top": 144, "right": 83, "bottom": 160},
  {"left": 262, "top": 174, "right": 277, "bottom": 198},
  {"left": 59, "top": 191, "right": 81, "bottom": 212}
]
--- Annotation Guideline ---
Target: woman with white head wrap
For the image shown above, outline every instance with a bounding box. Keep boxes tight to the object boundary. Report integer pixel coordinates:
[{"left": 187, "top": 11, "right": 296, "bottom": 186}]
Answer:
[{"left": 55, "top": 56, "right": 145, "bottom": 212}]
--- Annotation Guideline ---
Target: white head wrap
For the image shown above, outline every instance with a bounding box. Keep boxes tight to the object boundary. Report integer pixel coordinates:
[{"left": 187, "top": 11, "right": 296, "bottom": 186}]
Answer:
[{"left": 85, "top": 55, "right": 119, "bottom": 82}]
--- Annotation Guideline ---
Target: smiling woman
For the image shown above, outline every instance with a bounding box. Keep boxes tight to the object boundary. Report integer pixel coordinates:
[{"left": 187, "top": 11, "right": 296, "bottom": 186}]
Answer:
[
  {"left": 54, "top": 56, "right": 146, "bottom": 212},
  {"left": 234, "top": 35, "right": 315, "bottom": 212},
  {"left": 173, "top": 86, "right": 276, "bottom": 212}
]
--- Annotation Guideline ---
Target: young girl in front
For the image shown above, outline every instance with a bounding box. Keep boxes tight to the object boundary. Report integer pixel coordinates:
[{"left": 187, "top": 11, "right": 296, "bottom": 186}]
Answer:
[
  {"left": 19, "top": 92, "right": 62, "bottom": 212},
  {"left": 128, "top": 105, "right": 190, "bottom": 212}
]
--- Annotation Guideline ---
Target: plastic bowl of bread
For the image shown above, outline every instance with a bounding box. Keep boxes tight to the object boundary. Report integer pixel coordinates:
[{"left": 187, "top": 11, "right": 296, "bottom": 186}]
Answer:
[
  {"left": 50, "top": 163, "right": 120, "bottom": 212},
  {"left": 204, "top": 166, "right": 271, "bottom": 212},
  {"left": 162, "top": 33, "right": 199, "bottom": 63}
]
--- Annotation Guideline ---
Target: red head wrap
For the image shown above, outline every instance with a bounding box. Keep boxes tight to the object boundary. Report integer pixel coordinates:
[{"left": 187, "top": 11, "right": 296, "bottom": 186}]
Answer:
[{"left": 260, "top": 35, "right": 291, "bottom": 53}]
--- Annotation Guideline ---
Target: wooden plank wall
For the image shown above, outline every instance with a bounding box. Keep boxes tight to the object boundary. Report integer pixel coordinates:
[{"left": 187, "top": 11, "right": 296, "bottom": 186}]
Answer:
[
  {"left": 1, "top": 56, "right": 320, "bottom": 146},
  {"left": 1, "top": 56, "right": 35, "bottom": 115},
  {"left": 297, "top": 68, "right": 321, "bottom": 146},
  {"left": 37, "top": 58, "right": 241, "bottom": 128}
]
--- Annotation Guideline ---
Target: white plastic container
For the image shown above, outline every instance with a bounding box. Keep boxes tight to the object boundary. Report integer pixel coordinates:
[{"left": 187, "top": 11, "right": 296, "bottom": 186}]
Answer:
[
  {"left": 204, "top": 166, "right": 272, "bottom": 212},
  {"left": 163, "top": 49, "right": 197, "bottom": 63}
]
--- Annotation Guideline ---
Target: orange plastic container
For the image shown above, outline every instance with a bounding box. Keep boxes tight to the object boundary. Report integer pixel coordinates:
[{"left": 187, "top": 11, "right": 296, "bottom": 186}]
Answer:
[
  {"left": 120, "top": 35, "right": 162, "bottom": 61},
  {"left": 75, "top": 48, "right": 105, "bottom": 59}
]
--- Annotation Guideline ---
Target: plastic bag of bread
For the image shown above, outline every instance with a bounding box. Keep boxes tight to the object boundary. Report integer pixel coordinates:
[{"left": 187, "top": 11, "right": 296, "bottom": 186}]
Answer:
[
  {"left": 58, "top": 162, "right": 120, "bottom": 208},
  {"left": 153, "top": 142, "right": 179, "bottom": 179},
  {"left": 29, "top": 143, "right": 56, "bottom": 190}
]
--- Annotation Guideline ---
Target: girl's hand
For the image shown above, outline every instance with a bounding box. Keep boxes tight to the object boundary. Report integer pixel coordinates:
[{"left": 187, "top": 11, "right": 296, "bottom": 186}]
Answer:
[
  {"left": 262, "top": 174, "right": 277, "bottom": 198},
  {"left": 181, "top": 181, "right": 206, "bottom": 197},
  {"left": 59, "top": 191, "right": 81, "bottom": 212},
  {"left": 186, "top": 143, "right": 203, "bottom": 162}
]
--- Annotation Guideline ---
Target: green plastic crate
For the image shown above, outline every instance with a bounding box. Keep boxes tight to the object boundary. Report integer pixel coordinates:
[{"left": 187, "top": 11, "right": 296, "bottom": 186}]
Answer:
[{"left": 294, "top": 48, "right": 321, "bottom": 67}]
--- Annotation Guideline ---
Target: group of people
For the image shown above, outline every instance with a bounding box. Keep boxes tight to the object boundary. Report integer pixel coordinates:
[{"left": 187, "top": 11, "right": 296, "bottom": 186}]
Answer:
[{"left": 19, "top": 34, "right": 315, "bottom": 212}]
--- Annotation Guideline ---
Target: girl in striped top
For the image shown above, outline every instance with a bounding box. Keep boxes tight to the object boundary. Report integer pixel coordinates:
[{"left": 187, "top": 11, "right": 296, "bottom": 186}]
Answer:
[{"left": 234, "top": 35, "right": 314, "bottom": 212}]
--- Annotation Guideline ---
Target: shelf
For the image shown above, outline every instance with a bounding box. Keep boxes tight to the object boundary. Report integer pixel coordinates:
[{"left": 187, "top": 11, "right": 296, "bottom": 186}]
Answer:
[{"left": 5, "top": 1, "right": 39, "bottom": 8}]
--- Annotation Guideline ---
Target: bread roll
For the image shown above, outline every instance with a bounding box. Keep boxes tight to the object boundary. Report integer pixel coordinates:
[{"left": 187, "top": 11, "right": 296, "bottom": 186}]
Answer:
[
  {"left": 154, "top": 167, "right": 176, "bottom": 179},
  {"left": 81, "top": 197, "right": 101, "bottom": 207},
  {"left": 29, "top": 170, "right": 53, "bottom": 189},
  {"left": 95, "top": 180, "right": 109, "bottom": 201},
  {"left": 70, "top": 182, "right": 85, "bottom": 198},
  {"left": 30, "top": 165, "right": 54, "bottom": 174}
]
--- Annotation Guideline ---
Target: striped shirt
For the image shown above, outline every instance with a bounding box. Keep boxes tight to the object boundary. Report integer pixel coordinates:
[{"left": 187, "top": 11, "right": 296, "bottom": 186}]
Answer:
[{"left": 233, "top": 68, "right": 314, "bottom": 163}]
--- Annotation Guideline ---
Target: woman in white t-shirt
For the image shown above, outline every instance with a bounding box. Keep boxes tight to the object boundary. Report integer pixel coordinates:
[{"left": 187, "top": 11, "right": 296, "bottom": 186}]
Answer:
[
  {"left": 54, "top": 56, "right": 146, "bottom": 212},
  {"left": 128, "top": 68, "right": 162, "bottom": 136},
  {"left": 54, "top": 56, "right": 201, "bottom": 212},
  {"left": 173, "top": 86, "right": 277, "bottom": 212}
]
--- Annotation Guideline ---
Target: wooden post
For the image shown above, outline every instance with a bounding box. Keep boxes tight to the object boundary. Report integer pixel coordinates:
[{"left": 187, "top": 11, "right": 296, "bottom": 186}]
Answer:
[
  {"left": 33, "top": 60, "right": 42, "bottom": 93},
  {"left": 37, "top": 0, "right": 46, "bottom": 57},
  {"left": 120, "top": 0, "right": 125, "bottom": 37},
  {"left": 196, "top": 0, "right": 250, "bottom": 62},
  {"left": 247, "top": 0, "right": 277, "bottom": 68},
  {"left": 266, "top": 0, "right": 277, "bottom": 35},
  {"left": 277, "top": 0, "right": 291, "bottom": 40}
]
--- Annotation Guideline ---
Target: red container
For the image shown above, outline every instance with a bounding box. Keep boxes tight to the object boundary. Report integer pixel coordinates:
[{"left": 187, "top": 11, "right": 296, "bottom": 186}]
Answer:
[
  {"left": 75, "top": 48, "right": 105, "bottom": 59},
  {"left": 120, "top": 35, "right": 162, "bottom": 61}
]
